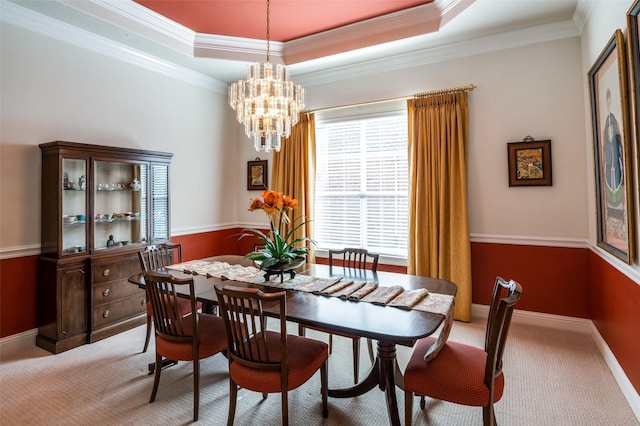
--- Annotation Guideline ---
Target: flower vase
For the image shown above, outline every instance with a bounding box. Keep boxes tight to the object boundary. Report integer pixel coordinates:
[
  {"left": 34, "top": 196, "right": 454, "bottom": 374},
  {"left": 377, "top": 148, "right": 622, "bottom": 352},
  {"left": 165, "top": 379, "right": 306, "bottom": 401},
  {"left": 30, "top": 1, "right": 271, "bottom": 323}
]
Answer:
[{"left": 262, "top": 257, "right": 306, "bottom": 283}]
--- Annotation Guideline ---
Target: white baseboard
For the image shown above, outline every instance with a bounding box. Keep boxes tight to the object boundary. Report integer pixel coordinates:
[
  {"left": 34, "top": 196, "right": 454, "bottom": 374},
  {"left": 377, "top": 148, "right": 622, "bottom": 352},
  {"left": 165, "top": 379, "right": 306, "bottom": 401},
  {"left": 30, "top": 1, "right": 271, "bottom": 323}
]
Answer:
[
  {"left": 472, "top": 303, "right": 593, "bottom": 333},
  {"left": 473, "top": 304, "right": 639, "bottom": 421},
  {"left": 588, "top": 322, "right": 640, "bottom": 420},
  {"left": 0, "top": 328, "right": 38, "bottom": 359}
]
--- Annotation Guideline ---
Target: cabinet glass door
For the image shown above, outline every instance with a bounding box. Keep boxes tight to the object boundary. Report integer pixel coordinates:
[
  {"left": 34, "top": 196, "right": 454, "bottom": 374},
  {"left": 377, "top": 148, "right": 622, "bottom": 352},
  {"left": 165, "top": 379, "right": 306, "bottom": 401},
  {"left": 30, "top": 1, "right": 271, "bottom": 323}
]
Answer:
[
  {"left": 62, "top": 158, "right": 88, "bottom": 255},
  {"left": 94, "top": 160, "right": 149, "bottom": 251}
]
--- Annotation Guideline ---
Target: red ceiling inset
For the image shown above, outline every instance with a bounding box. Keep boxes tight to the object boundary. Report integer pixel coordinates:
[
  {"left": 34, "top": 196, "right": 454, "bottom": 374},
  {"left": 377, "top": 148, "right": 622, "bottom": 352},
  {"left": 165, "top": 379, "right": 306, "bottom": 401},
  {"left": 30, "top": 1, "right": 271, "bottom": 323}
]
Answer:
[{"left": 134, "top": 0, "right": 433, "bottom": 42}]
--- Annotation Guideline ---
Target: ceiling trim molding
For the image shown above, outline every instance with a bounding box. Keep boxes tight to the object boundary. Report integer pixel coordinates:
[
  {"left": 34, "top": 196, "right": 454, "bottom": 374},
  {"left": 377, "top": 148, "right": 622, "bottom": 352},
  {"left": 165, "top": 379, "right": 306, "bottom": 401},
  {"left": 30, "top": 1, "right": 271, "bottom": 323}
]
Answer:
[
  {"left": 187, "top": 0, "right": 474, "bottom": 65},
  {"left": 281, "top": 0, "right": 469, "bottom": 64},
  {"left": 572, "top": 0, "right": 595, "bottom": 35},
  {"left": 293, "top": 20, "right": 580, "bottom": 86},
  {"left": 194, "top": 33, "right": 285, "bottom": 65},
  {"left": 60, "top": 0, "right": 196, "bottom": 55},
  {"left": 57, "top": 0, "right": 475, "bottom": 66},
  {"left": 1, "top": 1, "right": 227, "bottom": 93}
]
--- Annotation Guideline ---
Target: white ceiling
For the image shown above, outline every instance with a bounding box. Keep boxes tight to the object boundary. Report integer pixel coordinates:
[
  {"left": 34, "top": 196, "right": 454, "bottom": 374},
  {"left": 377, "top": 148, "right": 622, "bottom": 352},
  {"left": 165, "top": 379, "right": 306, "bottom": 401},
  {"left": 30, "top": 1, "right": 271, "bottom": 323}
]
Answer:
[{"left": 4, "top": 0, "right": 582, "bottom": 85}]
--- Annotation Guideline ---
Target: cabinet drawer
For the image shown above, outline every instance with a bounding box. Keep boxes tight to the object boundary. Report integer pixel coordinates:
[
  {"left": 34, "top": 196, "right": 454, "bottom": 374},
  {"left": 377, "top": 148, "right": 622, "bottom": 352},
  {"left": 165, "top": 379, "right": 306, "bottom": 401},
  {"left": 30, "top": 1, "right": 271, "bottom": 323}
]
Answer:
[
  {"left": 92, "top": 295, "right": 146, "bottom": 329},
  {"left": 93, "top": 280, "right": 144, "bottom": 305},
  {"left": 93, "top": 255, "right": 140, "bottom": 284}
]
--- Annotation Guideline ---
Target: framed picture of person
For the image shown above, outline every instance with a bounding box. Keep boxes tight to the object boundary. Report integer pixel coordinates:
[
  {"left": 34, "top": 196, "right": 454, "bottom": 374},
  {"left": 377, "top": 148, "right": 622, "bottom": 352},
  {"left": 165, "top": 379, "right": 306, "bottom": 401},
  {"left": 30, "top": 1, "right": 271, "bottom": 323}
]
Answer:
[
  {"left": 588, "top": 29, "right": 636, "bottom": 264},
  {"left": 247, "top": 158, "right": 268, "bottom": 190}
]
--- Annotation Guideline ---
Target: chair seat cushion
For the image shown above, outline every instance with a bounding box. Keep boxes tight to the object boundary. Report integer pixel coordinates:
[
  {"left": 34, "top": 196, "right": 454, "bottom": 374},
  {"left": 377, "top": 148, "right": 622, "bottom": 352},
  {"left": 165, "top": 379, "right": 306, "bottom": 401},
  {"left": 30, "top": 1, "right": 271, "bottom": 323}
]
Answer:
[
  {"left": 230, "top": 331, "right": 328, "bottom": 393},
  {"left": 404, "top": 336, "right": 504, "bottom": 406},
  {"left": 156, "top": 313, "right": 227, "bottom": 361}
]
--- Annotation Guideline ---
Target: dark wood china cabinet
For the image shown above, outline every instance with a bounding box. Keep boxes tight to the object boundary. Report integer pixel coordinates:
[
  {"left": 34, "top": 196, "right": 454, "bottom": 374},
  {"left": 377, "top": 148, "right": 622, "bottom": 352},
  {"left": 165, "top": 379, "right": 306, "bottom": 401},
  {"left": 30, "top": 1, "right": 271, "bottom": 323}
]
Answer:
[{"left": 37, "top": 141, "right": 172, "bottom": 353}]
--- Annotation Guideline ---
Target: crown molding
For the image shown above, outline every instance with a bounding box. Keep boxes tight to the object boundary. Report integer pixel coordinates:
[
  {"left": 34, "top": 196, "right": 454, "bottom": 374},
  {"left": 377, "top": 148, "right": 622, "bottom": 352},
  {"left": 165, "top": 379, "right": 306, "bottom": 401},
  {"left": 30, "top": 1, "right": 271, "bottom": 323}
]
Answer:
[
  {"left": 294, "top": 19, "right": 580, "bottom": 86},
  {"left": 38, "top": 0, "right": 475, "bottom": 66},
  {"left": 59, "top": 0, "right": 196, "bottom": 55},
  {"left": 194, "top": 33, "right": 286, "bottom": 65},
  {"left": 282, "top": 0, "right": 471, "bottom": 64}
]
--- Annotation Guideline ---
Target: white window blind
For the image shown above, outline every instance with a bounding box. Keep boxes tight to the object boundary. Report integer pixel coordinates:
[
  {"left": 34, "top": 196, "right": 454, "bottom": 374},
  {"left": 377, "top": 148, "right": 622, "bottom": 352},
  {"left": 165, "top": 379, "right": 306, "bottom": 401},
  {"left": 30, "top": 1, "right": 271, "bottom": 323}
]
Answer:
[
  {"left": 150, "top": 164, "right": 169, "bottom": 242},
  {"left": 315, "top": 108, "right": 408, "bottom": 257}
]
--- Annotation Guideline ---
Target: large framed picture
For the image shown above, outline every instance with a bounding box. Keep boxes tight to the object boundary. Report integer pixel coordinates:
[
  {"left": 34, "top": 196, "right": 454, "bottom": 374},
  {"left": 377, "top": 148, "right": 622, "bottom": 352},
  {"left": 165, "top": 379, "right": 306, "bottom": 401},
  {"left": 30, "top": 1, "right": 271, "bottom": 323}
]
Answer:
[
  {"left": 247, "top": 159, "right": 268, "bottom": 190},
  {"left": 588, "top": 29, "right": 636, "bottom": 264},
  {"left": 507, "top": 138, "right": 552, "bottom": 187},
  {"left": 628, "top": 0, "right": 640, "bottom": 166}
]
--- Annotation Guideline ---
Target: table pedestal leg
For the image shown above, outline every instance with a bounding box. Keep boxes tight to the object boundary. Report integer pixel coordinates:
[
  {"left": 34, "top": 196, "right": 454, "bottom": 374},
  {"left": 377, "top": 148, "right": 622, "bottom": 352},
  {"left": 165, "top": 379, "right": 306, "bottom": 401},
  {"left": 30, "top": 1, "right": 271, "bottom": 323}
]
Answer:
[{"left": 327, "top": 341, "right": 402, "bottom": 426}]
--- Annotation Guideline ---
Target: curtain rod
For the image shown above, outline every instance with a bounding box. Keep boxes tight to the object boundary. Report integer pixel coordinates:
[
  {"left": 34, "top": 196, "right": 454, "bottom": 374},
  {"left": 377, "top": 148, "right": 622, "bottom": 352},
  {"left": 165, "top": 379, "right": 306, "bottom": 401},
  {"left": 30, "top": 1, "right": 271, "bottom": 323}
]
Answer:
[{"left": 307, "top": 84, "right": 476, "bottom": 114}]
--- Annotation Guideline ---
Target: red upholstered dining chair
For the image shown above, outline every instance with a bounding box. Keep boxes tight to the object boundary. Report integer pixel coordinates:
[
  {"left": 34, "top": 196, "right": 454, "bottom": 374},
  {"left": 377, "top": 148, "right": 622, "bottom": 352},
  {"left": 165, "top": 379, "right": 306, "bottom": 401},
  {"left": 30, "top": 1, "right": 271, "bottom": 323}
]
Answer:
[
  {"left": 403, "top": 277, "right": 523, "bottom": 426},
  {"left": 138, "top": 243, "right": 190, "bottom": 353},
  {"left": 214, "top": 284, "right": 329, "bottom": 426},
  {"left": 299, "top": 248, "right": 378, "bottom": 384},
  {"left": 144, "top": 270, "right": 227, "bottom": 422}
]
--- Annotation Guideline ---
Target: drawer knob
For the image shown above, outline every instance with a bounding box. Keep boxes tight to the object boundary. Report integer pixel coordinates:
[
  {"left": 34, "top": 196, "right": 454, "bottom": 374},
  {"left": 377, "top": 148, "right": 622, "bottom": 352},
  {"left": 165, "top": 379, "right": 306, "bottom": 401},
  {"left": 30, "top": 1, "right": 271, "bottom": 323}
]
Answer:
[
  {"left": 102, "top": 268, "right": 111, "bottom": 277},
  {"left": 103, "top": 310, "right": 110, "bottom": 318},
  {"left": 103, "top": 288, "right": 110, "bottom": 297}
]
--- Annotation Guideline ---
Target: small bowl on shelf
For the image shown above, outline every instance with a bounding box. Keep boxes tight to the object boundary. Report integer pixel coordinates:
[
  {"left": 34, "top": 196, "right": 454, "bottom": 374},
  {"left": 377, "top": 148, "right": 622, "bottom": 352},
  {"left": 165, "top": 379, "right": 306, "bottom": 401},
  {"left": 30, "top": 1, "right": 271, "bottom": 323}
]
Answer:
[{"left": 63, "top": 215, "right": 77, "bottom": 224}]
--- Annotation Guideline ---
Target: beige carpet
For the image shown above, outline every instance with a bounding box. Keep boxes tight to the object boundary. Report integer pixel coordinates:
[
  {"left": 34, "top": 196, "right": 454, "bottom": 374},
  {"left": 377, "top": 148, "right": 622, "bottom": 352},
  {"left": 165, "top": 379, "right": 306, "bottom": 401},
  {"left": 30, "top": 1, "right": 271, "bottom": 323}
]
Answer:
[{"left": 1, "top": 318, "right": 637, "bottom": 426}]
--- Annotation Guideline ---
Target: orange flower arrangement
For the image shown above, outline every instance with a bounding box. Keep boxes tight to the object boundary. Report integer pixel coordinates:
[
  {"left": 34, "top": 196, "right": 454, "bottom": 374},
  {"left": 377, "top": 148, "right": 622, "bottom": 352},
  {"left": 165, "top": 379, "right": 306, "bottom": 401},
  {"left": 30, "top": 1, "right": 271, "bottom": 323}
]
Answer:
[{"left": 242, "top": 190, "right": 315, "bottom": 269}]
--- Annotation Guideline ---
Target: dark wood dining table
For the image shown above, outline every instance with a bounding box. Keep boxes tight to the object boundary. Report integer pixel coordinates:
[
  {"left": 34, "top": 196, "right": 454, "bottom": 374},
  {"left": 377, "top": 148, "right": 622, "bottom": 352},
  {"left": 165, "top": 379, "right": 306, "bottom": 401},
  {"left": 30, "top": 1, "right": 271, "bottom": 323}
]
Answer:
[{"left": 130, "top": 259, "right": 457, "bottom": 426}]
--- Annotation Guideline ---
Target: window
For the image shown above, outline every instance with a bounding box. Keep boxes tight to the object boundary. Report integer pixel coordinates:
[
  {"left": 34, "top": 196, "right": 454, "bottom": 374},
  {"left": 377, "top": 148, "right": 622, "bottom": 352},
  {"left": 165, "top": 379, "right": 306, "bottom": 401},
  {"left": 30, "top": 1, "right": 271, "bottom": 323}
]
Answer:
[
  {"left": 150, "top": 163, "right": 169, "bottom": 242},
  {"left": 315, "top": 103, "right": 408, "bottom": 257}
]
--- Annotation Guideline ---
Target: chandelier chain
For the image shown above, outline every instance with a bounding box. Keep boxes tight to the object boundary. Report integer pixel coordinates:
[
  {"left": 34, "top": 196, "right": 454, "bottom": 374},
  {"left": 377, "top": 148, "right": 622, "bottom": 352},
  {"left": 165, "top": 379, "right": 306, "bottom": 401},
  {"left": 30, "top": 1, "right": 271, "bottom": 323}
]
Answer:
[{"left": 266, "top": 0, "right": 270, "bottom": 63}]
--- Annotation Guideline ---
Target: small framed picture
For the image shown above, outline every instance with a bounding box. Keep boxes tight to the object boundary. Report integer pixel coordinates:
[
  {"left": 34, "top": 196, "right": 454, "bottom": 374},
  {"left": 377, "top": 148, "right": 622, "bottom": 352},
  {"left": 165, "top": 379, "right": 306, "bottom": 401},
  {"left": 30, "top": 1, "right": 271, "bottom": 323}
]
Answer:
[
  {"left": 507, "top": 139, "right": 552, "bottom": 187},
  {"left": 588, "top": 29, "right": 635, "bottom": 264},
  {"left": 247, "top": 159, "right": 268, "bottom": 190}
]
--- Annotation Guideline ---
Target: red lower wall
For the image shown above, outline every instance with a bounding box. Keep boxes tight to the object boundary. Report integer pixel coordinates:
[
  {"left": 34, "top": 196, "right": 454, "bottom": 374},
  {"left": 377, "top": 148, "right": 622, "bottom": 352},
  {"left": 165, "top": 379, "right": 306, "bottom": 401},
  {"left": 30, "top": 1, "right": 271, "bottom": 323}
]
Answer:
[
  {"left": 588, "top": 252, "right": 640, "bottom": 393},
  {"left": 0, "top": 254, "right": 39, "bottom": 337},
  {"left": 1, "top": 230, "right": 637, "bottom": 394},
  {"left": 470, "top": 243, "right": 591, "bottom": 318}
]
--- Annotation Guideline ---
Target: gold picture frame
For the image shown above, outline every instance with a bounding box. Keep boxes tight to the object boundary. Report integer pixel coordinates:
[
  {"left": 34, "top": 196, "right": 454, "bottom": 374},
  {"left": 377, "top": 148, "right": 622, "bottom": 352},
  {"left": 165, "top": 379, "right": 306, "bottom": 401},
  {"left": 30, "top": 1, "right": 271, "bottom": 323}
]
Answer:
[
  {"left": 588, "top": 29, "right": 636, "bottom": 264},
  {"left": 628, "top": 0, "right": 640, "bottom": 169},
  {"left": 507, "top": 138, "right": 552, "bottom": 187}
]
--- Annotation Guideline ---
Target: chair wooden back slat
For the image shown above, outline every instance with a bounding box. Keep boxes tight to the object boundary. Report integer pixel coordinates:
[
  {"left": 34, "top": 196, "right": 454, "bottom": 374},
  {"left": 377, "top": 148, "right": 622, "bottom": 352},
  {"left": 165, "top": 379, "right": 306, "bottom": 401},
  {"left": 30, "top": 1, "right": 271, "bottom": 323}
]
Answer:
[
  {"left": 144, "top": 270, "right": 196, "bottom": 345},
  {"left": 138, "top": 243, "right": 182, "bottom": 272},
  {"left": 484, "top": 277, "right": 522, "bottom": 393},
  {"left": 215, "top": 284, "right": 329, "bottom": 425},
  {"left": 215, "top": 285, "right": 286, "bottom": 371},
  {"left": 329, "top": 248, "right": 379, "bottom": 272}
]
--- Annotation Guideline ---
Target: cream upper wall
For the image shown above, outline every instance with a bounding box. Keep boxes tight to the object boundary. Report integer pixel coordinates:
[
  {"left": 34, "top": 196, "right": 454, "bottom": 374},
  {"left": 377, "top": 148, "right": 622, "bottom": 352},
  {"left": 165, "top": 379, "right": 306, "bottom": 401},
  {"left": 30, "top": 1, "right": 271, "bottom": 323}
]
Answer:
[
  {"left": 245, "top": 37, "right": 588, "bottom": 240},
  {"left": 0, "top": 22, "right": 236, "bottom": 250}
]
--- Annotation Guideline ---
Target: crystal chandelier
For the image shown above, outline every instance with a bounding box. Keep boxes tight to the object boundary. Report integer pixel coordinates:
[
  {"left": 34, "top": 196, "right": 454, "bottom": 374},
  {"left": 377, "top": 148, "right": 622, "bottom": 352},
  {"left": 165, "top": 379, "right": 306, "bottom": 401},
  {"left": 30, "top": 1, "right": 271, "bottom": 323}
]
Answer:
[{"left": 228, "top": 0, "right": 305, "bottom": 153}]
